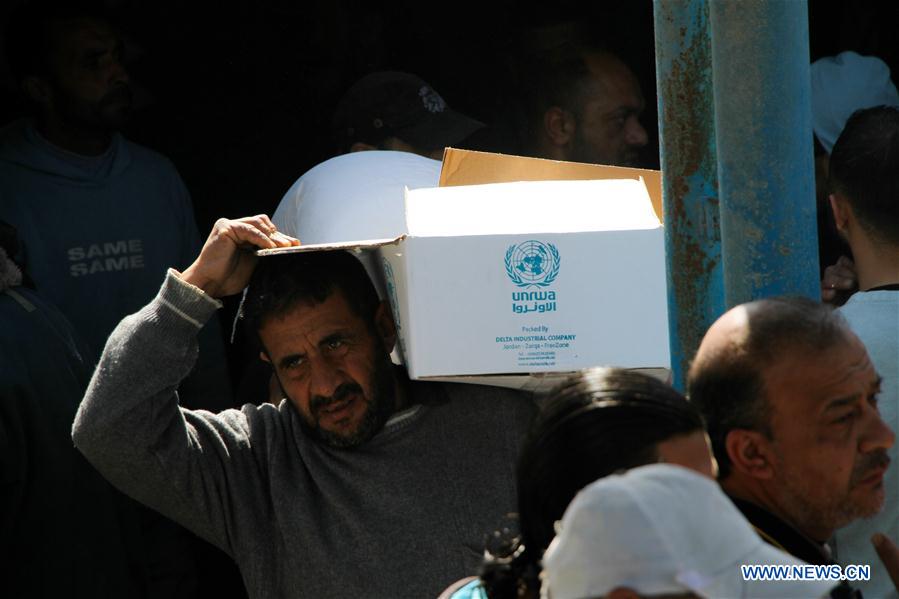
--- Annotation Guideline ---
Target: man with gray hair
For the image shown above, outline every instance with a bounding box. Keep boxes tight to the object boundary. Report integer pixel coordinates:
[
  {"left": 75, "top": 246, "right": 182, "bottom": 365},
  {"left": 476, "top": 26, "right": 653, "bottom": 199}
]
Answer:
[{"left": 688, "top": 297, "right": 893, "bottom": 573}]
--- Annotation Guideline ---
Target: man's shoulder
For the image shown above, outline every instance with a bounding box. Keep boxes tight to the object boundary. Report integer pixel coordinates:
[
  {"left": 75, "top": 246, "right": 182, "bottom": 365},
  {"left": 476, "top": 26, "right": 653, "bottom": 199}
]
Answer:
[
  {"left": 118, "top": 135, "right": 180, "bottom": 173},
  {"left": 1, "top": 287, "right": 79, "bottom": 342},
  {"left": 0, "top": 118, "right": 27, "bottom": 145},
  {"left": 417, "top": 380, "right": 537, "bottom": 428},
  {"left": 841, "top": 289, "right": 899, "bottom": 309},
  {"left": 179, "top": 400, "right": 291, "bottom": 451},
  {"left": 0, "top": 119, "right": 34, "bottom": 165},
  {"left": 728, "top": 495, "right": 834, "bottom": 566},
  {"left": 426, "top": 379, "right": 534, "bottom": 404},
  {"left": 839, "top": 290, "right": 899, "bottom": 332}
]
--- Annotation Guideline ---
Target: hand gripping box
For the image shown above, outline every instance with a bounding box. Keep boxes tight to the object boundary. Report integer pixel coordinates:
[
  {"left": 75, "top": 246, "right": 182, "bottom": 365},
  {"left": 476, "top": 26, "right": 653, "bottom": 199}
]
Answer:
[{"left": 379, "top": 177, "right": 669, "bottom": 383}]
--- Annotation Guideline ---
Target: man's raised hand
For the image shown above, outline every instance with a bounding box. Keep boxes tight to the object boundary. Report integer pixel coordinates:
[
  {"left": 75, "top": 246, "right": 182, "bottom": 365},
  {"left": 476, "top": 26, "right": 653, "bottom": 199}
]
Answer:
[
  {"left": 180, "top": 215, "right": 299, "bottom": 298},
  {"left": 821, "top": 255, "right": 858, "bottom": 305}
]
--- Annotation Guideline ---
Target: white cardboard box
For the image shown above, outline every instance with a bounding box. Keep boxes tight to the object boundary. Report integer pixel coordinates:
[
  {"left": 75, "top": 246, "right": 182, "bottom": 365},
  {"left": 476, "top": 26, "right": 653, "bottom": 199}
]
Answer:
[
  {"left": 260, "top": 176, "right": 670, "bottom": 388},
  {"left": 382, "top": 178, "right": 669, "bottom": 380}
]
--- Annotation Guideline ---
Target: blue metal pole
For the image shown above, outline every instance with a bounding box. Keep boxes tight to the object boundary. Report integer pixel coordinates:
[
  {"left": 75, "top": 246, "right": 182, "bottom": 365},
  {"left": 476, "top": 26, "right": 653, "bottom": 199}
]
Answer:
[
  {"left": 653, "top": 0, "right": 724, "bottom": 391},
  {"left": 709, "top": 0, "right": 820, "bottom": 307}
]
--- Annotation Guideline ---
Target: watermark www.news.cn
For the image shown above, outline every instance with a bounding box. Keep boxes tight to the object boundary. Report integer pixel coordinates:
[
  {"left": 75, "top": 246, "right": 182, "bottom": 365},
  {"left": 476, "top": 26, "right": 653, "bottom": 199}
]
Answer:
[{"left": 742, "top": 564, "right": 871, "bottom": 582}]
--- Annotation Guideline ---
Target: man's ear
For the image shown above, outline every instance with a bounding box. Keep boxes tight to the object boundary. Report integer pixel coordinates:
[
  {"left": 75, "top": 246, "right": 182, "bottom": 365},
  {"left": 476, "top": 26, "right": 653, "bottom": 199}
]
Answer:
[
  {"left": 259, "top": 351, "right": 271, "bottom": 364},
  {"left": 373, "top": 301, "right": 397, "bottom": 353},
  {"left": 724, "top": 429, "right": 775, "bottom": 480},
  {"left": 829, "top": 193, "right": 853, "bottom": 235},
  {"left": 349, "top": 141, "right": 377, "bottom": 153},
  {"left": 543, "top": 106, "right": 576, "bottom": 148},
  {"left": 22, "top": 75, "right": 52, "bottom": 108}
]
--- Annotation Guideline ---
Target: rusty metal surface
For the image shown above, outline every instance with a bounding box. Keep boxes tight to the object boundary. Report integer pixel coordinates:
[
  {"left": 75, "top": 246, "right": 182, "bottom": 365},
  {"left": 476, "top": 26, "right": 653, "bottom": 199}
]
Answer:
[
  {"left": 709, "top": 0, "right": 819, "bottom": 307},
  {"left": 653, "top": 0, "right": 723, "bottom": 390}
]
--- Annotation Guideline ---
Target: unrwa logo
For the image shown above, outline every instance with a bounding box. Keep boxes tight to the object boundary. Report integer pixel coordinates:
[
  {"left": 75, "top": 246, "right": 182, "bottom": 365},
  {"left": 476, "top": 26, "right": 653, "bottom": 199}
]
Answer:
[{"left": 504, "top": 240, "right": 560, "bottom": 288}]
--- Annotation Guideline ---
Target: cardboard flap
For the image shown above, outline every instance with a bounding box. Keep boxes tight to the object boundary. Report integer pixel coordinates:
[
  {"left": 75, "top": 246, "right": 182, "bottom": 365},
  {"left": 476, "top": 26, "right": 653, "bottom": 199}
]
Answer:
[
  {"left": 256, "top": 236, "right": 405, "bottom": 256},
  {"left": 439, "top": 148, "right": 663, "bottom": 223},
  {"left": 404, "top": 179, "right": 658, "bottom": 237}
]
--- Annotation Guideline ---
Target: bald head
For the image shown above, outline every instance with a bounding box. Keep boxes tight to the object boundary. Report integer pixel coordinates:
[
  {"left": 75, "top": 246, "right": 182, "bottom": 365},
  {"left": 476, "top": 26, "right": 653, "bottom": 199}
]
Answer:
[
  {"left": 689, "top": 297, "right": 893, "bottom": 542},
  {"left": 690, "top": 304, "right": 752, "bottom": 374},
  {"left": 688, "top": 296, "right": 852, "bottom": 478}
]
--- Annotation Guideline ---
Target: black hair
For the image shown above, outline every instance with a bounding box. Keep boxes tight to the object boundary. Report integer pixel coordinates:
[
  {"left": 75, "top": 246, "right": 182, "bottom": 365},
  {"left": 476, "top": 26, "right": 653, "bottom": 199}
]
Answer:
[
  {"left": 529, "top": 45, "right": 592, "bottom": 113},
  {"left": 241, "top": 251, "right": 381, "bottom": 350},
  {"left": 687, "top": 296, "right": 850, "bottom": 480},
  {"left": 813, "top": 133, "right": 827, "bottom": 158},
  {"left": 5, "top": 1, "right": 112, "bottom": 86},
  {"left": 519, "top": 42, "right": 593, "bottom": 149},
  {"left": 510, "top": 21, "right": 616, "bottom": 155},
  {"left": 0, "top": 220, "right": 35, "bottom": 289},
  {"left": 828, "top": 105, "right": 899, "bottom": 246},
  {"left": 480, "top": 367, "right": 705, "bottom": 599}
]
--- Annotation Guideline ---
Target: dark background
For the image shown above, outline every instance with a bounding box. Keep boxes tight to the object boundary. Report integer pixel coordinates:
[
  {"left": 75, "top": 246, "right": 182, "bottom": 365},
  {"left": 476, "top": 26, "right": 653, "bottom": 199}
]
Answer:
[{"left": 2, "top": 1, "right": 896, "bottom": 236}]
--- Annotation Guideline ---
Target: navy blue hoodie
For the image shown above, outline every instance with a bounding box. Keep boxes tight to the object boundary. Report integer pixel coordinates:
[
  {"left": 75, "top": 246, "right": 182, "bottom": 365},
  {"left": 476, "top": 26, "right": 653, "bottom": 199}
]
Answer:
[{"left": 0, "top": 119, "right": 231, "bottom": 410}]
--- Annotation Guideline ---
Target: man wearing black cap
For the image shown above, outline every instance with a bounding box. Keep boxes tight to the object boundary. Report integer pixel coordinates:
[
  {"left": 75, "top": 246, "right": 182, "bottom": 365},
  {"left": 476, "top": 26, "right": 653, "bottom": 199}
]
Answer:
[{"left": 332, "top": 71, "right": 484, "bottom": 159}]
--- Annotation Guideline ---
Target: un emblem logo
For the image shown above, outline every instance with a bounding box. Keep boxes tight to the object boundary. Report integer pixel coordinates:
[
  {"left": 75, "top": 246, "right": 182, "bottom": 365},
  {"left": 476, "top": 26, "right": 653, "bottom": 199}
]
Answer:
[{"left": 504, "top": 240, "right": 560, "bottom": 288}]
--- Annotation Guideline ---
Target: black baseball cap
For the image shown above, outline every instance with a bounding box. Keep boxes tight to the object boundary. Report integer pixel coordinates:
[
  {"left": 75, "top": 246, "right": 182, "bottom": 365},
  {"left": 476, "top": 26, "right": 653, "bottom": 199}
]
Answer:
[{"left": 332, "top": 71, "right": 484, "bottom": 153}]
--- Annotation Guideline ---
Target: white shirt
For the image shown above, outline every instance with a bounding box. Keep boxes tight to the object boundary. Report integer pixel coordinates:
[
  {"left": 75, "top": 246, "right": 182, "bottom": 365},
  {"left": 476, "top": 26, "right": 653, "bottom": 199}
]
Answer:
[
  {"left": 835, "top": 289, "right": 899, "bottom": 599},
  {"left": 272, "top": 150, "right": 441, "bottom": 243}
]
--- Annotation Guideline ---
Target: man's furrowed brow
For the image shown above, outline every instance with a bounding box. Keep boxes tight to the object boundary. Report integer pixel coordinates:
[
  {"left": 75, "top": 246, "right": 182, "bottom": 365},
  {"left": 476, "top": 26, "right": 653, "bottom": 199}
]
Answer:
[
  {"left": 610, "top": 105, "right": 642, "bottom": 120},
  {"left": 319, "top": 331, "right": 350, "bottom": 346},
  {"left": 320, "top": 330, "right": 362, "bottom": 351},
  {"left": 822, "top": 377, "right": 881, "bottom": 413},
  {"left": 278, "top": 352, "right": 305, "bottom": 370},
  {"left": 823, "top": 395, "right": 858, "bottom": 413}
]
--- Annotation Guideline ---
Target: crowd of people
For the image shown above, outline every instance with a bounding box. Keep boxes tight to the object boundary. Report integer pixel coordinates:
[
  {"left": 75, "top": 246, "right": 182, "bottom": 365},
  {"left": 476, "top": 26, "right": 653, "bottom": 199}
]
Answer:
[{"left": 2, "top": 2, "right": 899, "bottom": 599}]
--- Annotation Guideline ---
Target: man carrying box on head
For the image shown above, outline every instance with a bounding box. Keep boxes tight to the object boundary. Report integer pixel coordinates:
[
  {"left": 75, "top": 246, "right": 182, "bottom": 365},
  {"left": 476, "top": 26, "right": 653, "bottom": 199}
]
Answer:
[{"left": 72, "top": 215, "right": 536, "bottom": 599}]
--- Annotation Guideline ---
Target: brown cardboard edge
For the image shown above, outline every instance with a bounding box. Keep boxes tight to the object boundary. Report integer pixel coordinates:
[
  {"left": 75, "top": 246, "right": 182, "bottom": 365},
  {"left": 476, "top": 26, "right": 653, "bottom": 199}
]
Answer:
[
  {"left": 438, "top": 147, "right": 664, "bottom": 224},
  {"left": 256, "top": 235, "right": 406, "bottom": 257}
]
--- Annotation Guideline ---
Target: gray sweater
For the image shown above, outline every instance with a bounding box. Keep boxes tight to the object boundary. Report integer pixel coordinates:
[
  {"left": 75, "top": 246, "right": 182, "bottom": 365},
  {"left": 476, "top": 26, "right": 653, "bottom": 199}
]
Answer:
[{"left": 72, "top": 271, "right": 536, "bottom": 599}]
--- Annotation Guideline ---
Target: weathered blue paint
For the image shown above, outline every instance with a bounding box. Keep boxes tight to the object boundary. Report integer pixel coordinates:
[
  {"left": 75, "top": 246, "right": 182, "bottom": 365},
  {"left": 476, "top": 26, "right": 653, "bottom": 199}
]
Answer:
[
  {"left": 653, "top": 0, "right": 724, "bottom": 390},
  {"left": 708, "top": 0, "right": 820, "bottom": 307}
]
